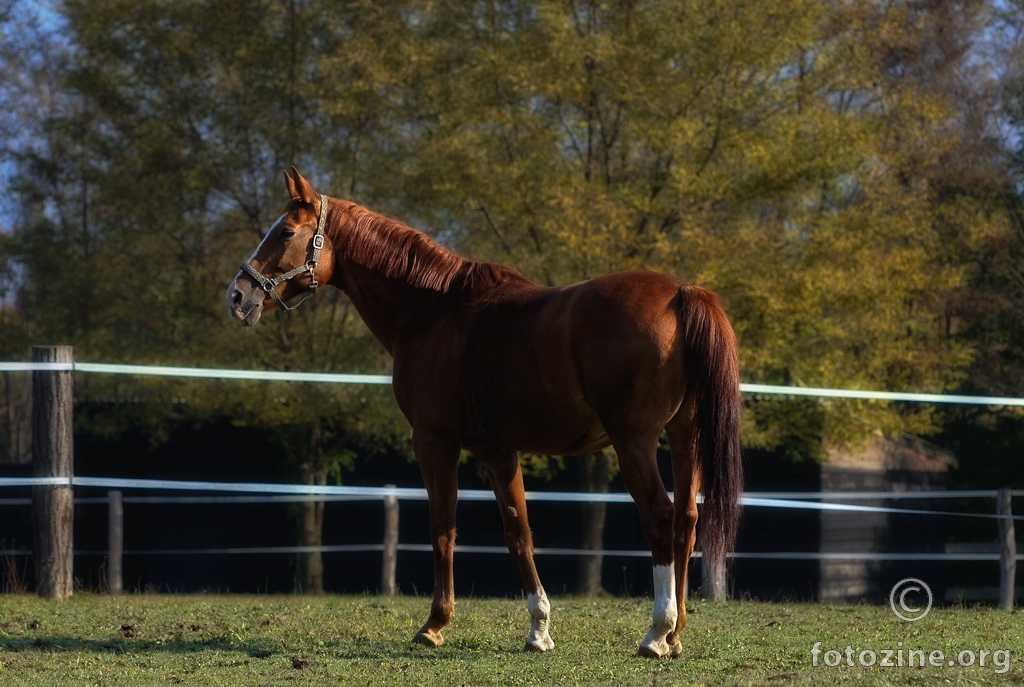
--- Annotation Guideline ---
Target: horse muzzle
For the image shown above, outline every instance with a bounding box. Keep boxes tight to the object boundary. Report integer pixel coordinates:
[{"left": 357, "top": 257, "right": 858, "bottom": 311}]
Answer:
[{"left": 226, "top": 276, "right": 264, "bottom": 326}]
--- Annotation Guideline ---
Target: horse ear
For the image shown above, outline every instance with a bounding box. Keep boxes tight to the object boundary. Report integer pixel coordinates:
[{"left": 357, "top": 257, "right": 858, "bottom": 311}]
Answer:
[
  {"left": 283, "top": 169, "right": 300, "bottom": 200},
  {"left": 289, "top": 167, "right": 318, "bottom": 205}
]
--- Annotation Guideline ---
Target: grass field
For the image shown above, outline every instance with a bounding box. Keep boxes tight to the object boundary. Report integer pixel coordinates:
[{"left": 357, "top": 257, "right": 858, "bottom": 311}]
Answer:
[{"left": 0, "top": 594, "right": 1020, "bottom": 686}]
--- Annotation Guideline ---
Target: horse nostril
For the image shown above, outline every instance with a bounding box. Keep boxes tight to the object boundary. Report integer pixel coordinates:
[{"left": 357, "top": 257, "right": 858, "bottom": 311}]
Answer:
[{"left": 231, "top": 288, "right": 243, "bottom": 306}]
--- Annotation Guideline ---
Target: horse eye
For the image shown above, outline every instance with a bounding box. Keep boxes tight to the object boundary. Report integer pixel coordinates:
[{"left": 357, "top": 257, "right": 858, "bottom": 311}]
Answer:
[{"left": 281, "top": 229, "right": 296, "bottom": 238}]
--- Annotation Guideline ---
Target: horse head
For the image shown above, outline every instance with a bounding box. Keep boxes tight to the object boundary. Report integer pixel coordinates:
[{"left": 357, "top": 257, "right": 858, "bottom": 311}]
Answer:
[{"left": 226, "top": 168, "right": 332, "bottom": 326}]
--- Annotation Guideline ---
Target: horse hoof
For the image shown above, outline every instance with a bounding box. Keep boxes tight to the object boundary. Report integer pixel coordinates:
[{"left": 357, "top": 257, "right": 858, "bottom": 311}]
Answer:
[
  {"left": 637, "top": 638, "right": 676, "bottom": 659},
  {"left": 412, "top": 629, "right": 444, "bottom": 648},
  {"left": 523, "top": 635, "right": 555, "bottom": 653}
]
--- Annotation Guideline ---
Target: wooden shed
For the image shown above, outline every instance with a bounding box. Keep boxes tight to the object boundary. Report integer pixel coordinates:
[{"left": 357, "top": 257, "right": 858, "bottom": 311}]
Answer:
[{"left": 818, "top": 434, "right": 956, "bottom": 602}]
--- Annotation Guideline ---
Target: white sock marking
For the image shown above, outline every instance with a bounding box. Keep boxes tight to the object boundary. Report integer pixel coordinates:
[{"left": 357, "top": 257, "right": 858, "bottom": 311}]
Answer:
[
  {"left": 640, "top": 563, "right": 678, "bottom": 656},
  {"left": 526, "top": 588, "right": 555, "bottom": 651}
]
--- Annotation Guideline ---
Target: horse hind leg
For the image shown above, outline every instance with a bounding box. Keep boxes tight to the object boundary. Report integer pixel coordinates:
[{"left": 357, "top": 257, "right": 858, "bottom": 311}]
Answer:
[
  {"left": 663, "top": 408, "right": 700, "bottom": 658},
  {"left": 611, "top": 434, "right": 677, "bottom": 658},
  {"left": 481, "top": 452, "right": 554, "bottom": 652}
]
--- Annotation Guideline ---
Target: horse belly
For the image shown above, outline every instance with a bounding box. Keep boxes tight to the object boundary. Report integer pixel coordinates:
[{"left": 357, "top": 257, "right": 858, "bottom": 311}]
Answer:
[
  {"left": 516, "top": 396, "right": 609, "bottom": 454},
  {"left": 468, "top": 388, "right": 609, "bottom": 455}
]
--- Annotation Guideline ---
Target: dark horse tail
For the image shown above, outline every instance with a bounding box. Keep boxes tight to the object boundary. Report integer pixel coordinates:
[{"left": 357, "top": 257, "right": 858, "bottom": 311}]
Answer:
[{"left": 679, "top": 285, "right": 743, "bottom": 576}]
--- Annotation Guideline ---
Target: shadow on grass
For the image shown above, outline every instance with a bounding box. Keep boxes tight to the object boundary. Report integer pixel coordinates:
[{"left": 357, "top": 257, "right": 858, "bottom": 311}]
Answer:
[
  {"left": 325, "top": 630, "right": 570, "bottom": 664},
  {"left": 0, "top": 635, "right": 284, "bottom": 658},
  {"left": 0, "top": 635, "right": 494, "bottom": 663}
]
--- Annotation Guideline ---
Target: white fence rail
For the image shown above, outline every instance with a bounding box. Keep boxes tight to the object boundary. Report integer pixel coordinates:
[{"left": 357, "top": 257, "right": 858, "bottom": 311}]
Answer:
[
  {"left": 0, "top": 478, "right": 1019, "bottom": 591},
  {"left": 1, "top": 476, "right": 1022, "bottom": 517},
  {"left": 5, "top": 360, "right": 1024, "bottom": 405},
  {"left": 0, "top": 352, "right": 1019, "bottom": 606}
]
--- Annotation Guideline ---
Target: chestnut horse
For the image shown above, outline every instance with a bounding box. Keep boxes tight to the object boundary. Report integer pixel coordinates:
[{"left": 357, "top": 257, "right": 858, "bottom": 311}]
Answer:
[{"left": 226, "top": 169, "right": 742, "bottom": 659}]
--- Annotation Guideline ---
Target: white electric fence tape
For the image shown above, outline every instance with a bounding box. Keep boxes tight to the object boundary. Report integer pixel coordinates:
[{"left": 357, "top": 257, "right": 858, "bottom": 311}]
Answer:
[
  {"left": 4, "top": 361, "right": 1023, "bottom": 558},
  {"left": 4, "top": 360, "right": 1024, "bottom": 405},
  {"left": 1, "top": 476, "right": 1021, "bottom": 519}
]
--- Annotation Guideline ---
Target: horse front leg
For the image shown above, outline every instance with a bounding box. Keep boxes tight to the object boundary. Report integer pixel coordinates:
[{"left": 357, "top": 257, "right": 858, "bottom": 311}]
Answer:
[
  {"left": 480, "top": 451, "right": 554, "bottom": 653},
  {"left": 411, "top": 432, "right": 461, "bottom": 648}
]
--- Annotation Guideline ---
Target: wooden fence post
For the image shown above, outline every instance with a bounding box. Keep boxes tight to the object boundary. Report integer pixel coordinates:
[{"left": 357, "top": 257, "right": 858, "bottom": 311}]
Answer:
[
  {"left": 381, "top": 484, "right": 398, "bottom": 596},
  {"left": 107, "top": 490, "right": 123, "bottom": 594},
  {"left": 998, "top": 488, "right": 1016, "bottom": 611},
  {"left": 30, "top": 345, "right": 74, "bottom": 601}
]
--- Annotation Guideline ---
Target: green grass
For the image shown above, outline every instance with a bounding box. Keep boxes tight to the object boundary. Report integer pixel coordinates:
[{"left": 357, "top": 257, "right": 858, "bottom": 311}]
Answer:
[{"left": 0, "top": 594, "right": 1020, "bottom": 686}]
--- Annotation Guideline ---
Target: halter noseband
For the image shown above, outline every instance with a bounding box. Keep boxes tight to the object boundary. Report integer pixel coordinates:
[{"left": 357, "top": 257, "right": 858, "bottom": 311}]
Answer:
[{"left": 240, "top": 194, "right": 329, "bottom": 312}]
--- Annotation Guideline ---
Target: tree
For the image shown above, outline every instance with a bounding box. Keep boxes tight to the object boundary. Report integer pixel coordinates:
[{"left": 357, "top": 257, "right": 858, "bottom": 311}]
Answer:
[
  {"left": 3, "top": 0, "right": 1020, "bottom": 598},
  {"left": 398, "top": 0, "right": 997, "bottom": 452},
  {"left": 390, "top": 0, "right": 1010, "bottom": 592},
  {"left": 930, "top": 0, "right": 1024, "bottom": 494},
  {"left": 574, "top": 449, "right": 613, "bottom": 596},
  {"left": 0, "top": 0, "right": 415, "bottom": 592}
]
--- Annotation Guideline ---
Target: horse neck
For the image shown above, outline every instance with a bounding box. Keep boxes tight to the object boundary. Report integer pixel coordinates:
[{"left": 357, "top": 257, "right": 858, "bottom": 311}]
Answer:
[
  {"left": 322, "top": 203, "right": 474, "bottom": 354},
  {"left": 330, "top": 260, "right": 436, "bottom": 354}
]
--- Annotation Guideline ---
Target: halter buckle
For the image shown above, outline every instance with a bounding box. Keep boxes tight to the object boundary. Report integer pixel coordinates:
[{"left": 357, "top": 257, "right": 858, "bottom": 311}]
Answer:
[
  {"left": 307, "top": 262, "right": 319, "bottom": 293},
  {"left": 312, "top": 235, "right": 325, "bottom": 251}
]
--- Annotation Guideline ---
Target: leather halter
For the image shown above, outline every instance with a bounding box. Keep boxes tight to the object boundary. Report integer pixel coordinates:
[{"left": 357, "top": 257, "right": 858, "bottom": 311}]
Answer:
[{"left": 240, "top": 194, "right": 329, "bottom": 312}]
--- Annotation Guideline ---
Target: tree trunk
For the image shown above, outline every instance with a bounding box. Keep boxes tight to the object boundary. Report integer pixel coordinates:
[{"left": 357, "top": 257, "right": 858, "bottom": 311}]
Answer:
[
  {"left": 1, "top": 370, "right": 32, "bottom": 464},
  {"left": 296, "top": 462, "right": 325, "bottom": 594},
  {"left": 576, "top": 451, "right": 611, "bottom": 596}
]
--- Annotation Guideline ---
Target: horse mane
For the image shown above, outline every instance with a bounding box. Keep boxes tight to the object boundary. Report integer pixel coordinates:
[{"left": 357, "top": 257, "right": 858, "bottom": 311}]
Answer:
[{"left": 327, "top": 201, "right": 528, "bottom": 293}]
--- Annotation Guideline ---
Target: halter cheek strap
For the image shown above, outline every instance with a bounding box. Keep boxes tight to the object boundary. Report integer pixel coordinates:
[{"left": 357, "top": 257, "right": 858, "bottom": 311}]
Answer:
[{"left": 240, "top": 194, "right": 329, "bottom": 312}]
